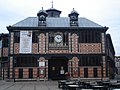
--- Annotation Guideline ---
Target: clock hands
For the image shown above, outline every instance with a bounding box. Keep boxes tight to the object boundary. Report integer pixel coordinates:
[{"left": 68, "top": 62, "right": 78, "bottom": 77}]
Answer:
[
  {"left": 57, "top": 37, "right": 59, "bottom": 40},
  {"left": 57, "top": 36, "right": 62, "bottom": 40},
  {"left": 54, "top": 35, "right": 62, "bottom": 43}
]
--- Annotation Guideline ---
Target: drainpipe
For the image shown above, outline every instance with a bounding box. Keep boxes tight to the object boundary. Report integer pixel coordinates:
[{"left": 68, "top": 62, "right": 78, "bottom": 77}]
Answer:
[
  {"left": 1, "top": 33, "right": 4, "bottom": 80},
  {"left": 8, "top": 32, "right": 11, "bottom": 79}
]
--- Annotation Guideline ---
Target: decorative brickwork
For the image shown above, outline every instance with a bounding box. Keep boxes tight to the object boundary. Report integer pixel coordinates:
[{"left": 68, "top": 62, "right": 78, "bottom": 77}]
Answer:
[
  {"left": 23, "top": 68, "right": 28, "bottom": 78},
  {"left": 10, "top": 57, "right": 13, "bottom": 79},
  {"left": 10, "top": 32, "right": 14, "bottom": 54},
  {"left": 3, "top": 48, "right": 8, "bottom": 57},
  {"left": 102, "top": 33, "right": 105, "bottom": 53},
  {"left": 68, "top": 60, "right": 72, "bottom": 77},
  {"left": 79, "top": 43, "right": 101, "bottom": 54},
  {"left": 32, "top": 43, "right": 38, "bottom": 54},
  {"left": 103, "top": 56, "right": 106, "bottom": 80},
  {"left": 14, "top": 43, "right": 19, "bottom": 54},
  {"left": 72, "top": 57, "right": 79, "bottom": 78},
  {"left": 15, "top": 67, "right": 38, "bottom": 79},
  {"left": 107, "top": 62, "right": 110, "bottom": 78},
  {"left": 4, "top": 68, "right": 8, "bottom": 79},
  {"left": 72, "top": 33, "right": 78, "bottom": 53},
  {"left": 15, "top": 68, "right": 18, "bottom": 78},
  {"left": 79, "top": 66, "right": 102, "bottom": 78},
  {"left": 80, "top": 67, "right": 84, "bottom": 78},
  {"left": 39, "top": 33, "right": 45, "bottom": 54},
  {"left": 46, "top": 33, "right": 49, "bottom": 53},
  {"left": 97, "top": 67, "right": 102, "bottom": 78},
  {"left": 68, "top": 33, "right": 72, "bottom": 53},
  {"left": 88, "top": 67, "right": 93, "bottom": 78},
  {"left": 33, "top": 68, "right": 37, "bottom": 78},
  {"left": 45, "top": 60, "right": 48, "bottom": 80},
  {"left": 49, "top": 50, "right": 68, "bottom": 53},
  {"left": 5, "top": 31, "right": 109, "bottom": 80}
]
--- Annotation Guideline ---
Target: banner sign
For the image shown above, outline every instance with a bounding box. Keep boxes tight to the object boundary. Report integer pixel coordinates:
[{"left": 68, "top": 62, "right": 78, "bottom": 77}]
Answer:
[{"left": 19, "top": 31, "right": 32, "bottom": 53}]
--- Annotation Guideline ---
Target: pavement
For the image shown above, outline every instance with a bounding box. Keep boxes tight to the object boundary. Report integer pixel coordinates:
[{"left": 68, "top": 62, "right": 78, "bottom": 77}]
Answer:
[{"left": 0, "top": 80, "right": 61, "bottom": 90}]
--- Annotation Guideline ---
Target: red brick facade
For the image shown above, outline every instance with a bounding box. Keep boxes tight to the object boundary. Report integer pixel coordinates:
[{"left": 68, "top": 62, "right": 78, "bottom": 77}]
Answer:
[
  {"left": 0, "top": 30, "right": 114, "bottom": 81},
  {"left": 6, "top": 32, "right": 108, "bottom": 80},
  {"left": 79, "top": 43, "right": 101, "bottom": 54}
]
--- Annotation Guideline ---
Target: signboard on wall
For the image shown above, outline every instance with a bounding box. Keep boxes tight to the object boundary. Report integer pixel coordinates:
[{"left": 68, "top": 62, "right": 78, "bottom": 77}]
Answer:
[
  {"left": 39, "top": 62, "right": 45, "bottom": 67},
  {"left": 19, "top": 31, "right": 32, "bottom": 53}
]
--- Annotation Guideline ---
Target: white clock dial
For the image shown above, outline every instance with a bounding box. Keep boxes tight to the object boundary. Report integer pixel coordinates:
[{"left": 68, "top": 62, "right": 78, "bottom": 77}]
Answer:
[{"left": 54, "top": 35, "right": 62, "bottom": 43}]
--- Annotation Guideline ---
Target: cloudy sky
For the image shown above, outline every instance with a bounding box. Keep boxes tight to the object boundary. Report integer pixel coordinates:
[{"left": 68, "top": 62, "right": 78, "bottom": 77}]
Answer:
[{"left": 0, "top": 0, "right": 120, "bottom": 55}]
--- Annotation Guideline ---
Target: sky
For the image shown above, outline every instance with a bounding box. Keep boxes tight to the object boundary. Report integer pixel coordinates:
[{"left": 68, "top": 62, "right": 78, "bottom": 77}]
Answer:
[{"left": 0, "top": 0, "right": 120, "bottom": 56}]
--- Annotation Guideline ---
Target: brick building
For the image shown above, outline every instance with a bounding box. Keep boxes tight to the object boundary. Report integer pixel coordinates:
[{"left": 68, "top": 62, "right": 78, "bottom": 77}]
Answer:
[
  {"left": 115, "top": 56, "right": 120, "bottom": 75},
  {"left": 0, "top": 33, "right": 9, "bottom": 80},
  {"left": 1, "top": 7, "right": 115, "bottom": 81}
]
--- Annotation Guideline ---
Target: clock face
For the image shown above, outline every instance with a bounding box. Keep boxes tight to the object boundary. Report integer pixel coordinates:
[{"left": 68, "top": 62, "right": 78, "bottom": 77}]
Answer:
[{"left": 54, "top": 35, "right": 62, "bottom": 43}]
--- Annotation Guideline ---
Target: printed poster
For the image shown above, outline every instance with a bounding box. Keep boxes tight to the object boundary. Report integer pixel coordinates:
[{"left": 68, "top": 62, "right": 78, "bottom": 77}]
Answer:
[{"left": 19, "top": 31, "right": 32, "bottom": 53}]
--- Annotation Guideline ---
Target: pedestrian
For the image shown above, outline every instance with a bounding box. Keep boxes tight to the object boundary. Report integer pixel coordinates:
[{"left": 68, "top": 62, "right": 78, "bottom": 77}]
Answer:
[{"left": 65, "top": 72, "right": 70, "bottom": 81}]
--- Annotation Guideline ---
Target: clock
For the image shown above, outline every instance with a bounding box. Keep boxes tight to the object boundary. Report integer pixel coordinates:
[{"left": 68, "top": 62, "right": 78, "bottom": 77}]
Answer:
[{"left": 54, "top": 35, "right": 63, "bottom": 43}]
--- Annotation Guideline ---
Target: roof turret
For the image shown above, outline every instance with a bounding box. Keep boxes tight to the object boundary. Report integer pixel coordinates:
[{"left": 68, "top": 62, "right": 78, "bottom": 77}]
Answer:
[
  {"left": 37, "top": 7, "right": 48, "bottom": 17},
  {"left": 46, "top": 1, "right": 61, "bottom": 17},
  {"left": 69, "top": 8, "right": 79, "bottom": 17}
]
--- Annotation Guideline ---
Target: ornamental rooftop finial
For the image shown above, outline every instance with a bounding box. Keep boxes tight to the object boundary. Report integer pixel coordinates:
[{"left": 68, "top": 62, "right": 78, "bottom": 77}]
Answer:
[
  {"left": 51, "top": 0, "right": 53, "bottom": 8},
  {"left": 73, "top": 8, "right": 74, "bottom": 11}
]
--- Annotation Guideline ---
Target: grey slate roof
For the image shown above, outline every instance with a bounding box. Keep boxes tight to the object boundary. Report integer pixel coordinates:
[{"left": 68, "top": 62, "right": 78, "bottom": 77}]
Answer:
[{"left": 12, "top": 17, "right": 103, "bottom": 27}]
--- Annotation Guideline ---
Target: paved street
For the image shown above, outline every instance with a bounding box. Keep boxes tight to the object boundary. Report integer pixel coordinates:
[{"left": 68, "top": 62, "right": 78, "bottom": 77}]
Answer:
[{"left": 0, "top": 80, "right": 61, "bottom": 90}]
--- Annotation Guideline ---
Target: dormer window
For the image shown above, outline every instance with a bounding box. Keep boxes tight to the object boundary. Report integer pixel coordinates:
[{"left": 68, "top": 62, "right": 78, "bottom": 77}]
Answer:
[
  {"left": 39, "top": 15, "right": 46, "bottom": 21},
  {"left": 37, "top": 7, "right": 48, "bottom": 26},
  {"left": 69, "top": 8, "right": 79, "bottom": 26},
  {"left": 70, "top": 15, "right": 78, "bottom": 21}
]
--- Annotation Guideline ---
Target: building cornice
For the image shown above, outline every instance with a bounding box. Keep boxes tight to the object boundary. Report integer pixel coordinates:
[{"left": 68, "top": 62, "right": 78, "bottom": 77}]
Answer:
[{"left": 7, "top": 25, "right": 108, "bottom": 32}]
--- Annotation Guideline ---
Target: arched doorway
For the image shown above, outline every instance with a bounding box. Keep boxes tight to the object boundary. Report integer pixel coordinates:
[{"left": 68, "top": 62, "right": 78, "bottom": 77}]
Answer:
[{"left": 48, "top": 57, "right": 68, "bottom": 80}]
